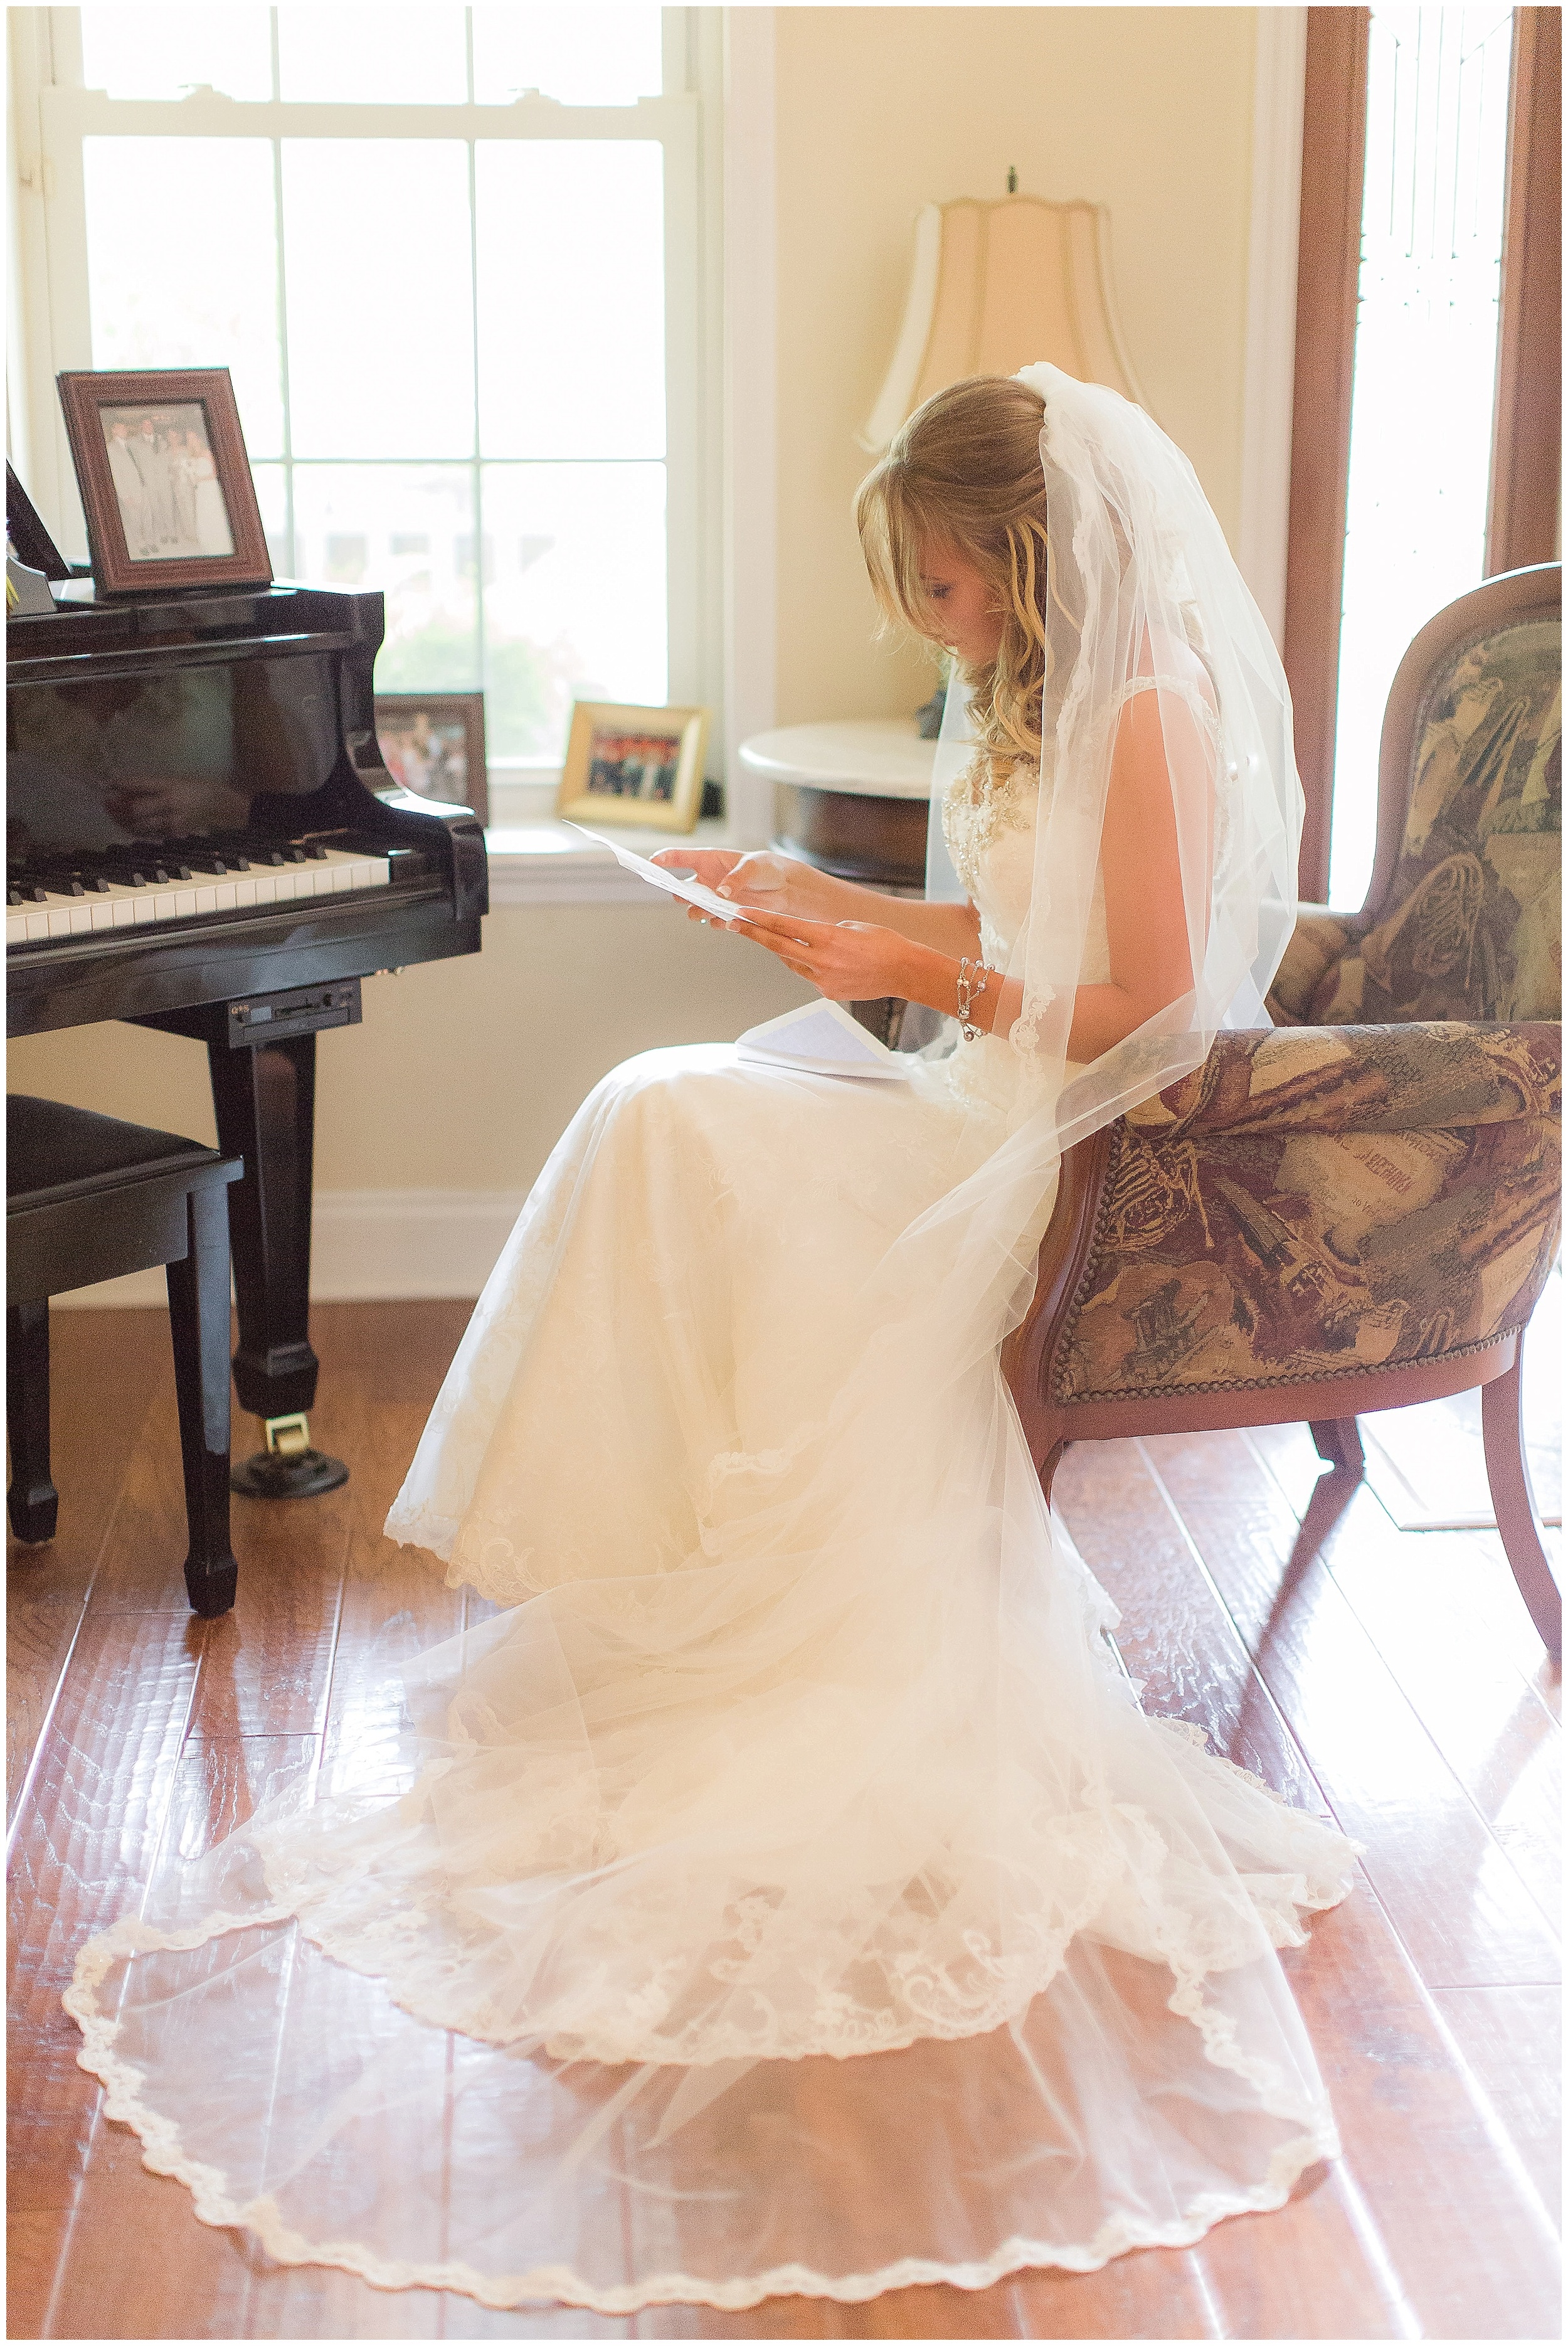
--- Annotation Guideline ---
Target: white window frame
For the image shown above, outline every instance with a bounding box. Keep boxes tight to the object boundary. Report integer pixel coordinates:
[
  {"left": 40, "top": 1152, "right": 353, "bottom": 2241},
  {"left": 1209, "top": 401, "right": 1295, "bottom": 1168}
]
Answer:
[{"left": 7, "top": 6, "right": 731, "bottom": 831}]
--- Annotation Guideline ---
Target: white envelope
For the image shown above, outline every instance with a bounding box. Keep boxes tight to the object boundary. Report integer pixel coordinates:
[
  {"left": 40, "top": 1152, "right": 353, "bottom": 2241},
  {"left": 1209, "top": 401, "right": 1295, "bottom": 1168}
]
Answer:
[{"left": 734, "top": 999, "right": 911, "bottom": 1081}]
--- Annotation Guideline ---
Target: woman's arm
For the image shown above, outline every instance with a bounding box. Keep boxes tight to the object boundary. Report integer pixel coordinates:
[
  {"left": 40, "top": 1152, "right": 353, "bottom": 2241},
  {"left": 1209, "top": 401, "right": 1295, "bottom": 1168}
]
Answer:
[
  {"left": 1059, "top": 684, "right": 1201, "bottom": 1056},
  {"left": 726, "top": 687, "right": 1204, "bottom": 1053}
]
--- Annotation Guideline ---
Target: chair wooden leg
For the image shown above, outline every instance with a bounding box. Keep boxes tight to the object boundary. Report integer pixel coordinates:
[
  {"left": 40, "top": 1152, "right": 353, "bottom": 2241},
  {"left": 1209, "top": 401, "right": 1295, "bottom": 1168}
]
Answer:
[
  {"left": 6, "top": 1300, "right": 59, "bottom": 1544},
  {"left": 1310, "top": 1416, "right": 1365, "bottom": 1479},
  {"left": 1037, "top": 1439, "right": 1068, "bottom": 1510},
  {"left": 1481, "top": 1352, "right": 1561, "bottom": 1663},
  {"left": 1287, "top": 1416, "right": 1366, "bottom": 1569},
  {"left": 166, "top": 1187, "right": 238, "bottom": 1618}
]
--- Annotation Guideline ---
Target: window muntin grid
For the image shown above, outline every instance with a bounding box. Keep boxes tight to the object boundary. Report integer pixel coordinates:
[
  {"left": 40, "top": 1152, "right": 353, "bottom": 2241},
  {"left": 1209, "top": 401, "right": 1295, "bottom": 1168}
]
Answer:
[{"left": 70, "top": 6, "right": 680, "bottom": 772}]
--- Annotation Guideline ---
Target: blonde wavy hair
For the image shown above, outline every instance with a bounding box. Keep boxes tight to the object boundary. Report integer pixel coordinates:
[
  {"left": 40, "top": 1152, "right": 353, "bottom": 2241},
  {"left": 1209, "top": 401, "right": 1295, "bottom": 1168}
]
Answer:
[{"left": 855, "top": 374, "right": 1057, "bottom": 763}]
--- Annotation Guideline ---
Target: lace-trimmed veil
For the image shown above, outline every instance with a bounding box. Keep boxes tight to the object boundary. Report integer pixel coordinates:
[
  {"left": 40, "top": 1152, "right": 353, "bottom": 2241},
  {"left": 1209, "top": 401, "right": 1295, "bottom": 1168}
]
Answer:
[{"left": 62, "top": 365, "right": 1347, "bottom": 2317}]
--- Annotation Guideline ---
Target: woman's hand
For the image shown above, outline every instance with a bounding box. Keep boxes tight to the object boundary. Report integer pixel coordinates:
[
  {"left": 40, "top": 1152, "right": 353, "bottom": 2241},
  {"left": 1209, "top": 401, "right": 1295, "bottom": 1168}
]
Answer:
[
  {"left": 724, "top": 907, "right": 918, "bottom": 1002},
  {"left": 649, "top": 848, "right": 854, "bottom": 925}
]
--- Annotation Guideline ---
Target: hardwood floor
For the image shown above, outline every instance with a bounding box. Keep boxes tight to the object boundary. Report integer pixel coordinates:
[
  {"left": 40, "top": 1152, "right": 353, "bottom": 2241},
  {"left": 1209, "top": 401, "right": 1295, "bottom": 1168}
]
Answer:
[{"left": 8, "top": 1299, "right": 1560, "bottom": 2341}]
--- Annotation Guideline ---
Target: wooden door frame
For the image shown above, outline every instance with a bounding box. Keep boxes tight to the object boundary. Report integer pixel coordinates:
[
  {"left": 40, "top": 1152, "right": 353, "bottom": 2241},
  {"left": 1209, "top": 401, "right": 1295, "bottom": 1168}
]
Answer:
[
  {"left": 1281, "top": 5, "right": 1562, "bottom": 905},
  {"left": 1281, "top": 7, "right": 1370, "bottom": 906},
  {"left": 1486, "top": 7, "right": 1562, "bottom": 576}
]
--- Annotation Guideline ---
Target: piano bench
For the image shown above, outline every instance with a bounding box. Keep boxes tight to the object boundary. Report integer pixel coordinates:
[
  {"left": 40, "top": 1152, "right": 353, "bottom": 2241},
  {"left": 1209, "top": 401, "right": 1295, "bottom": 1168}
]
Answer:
[{"left": 6, "top": 1095, "right": 243, "bottom": 1618}]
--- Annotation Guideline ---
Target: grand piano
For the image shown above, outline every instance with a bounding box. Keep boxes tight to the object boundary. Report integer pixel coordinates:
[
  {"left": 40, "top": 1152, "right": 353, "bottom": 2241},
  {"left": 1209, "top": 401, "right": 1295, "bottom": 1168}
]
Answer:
[{"left": 6, "top": 573, "right": 487, "bottom": 1495}]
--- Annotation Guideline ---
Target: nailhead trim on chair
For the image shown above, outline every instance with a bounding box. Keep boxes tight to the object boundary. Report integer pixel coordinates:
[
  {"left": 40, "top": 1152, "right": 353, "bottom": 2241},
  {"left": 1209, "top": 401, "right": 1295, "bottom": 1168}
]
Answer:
[{"left": 1049, "top": 1315, "right": 1532, "bottom": 1410}]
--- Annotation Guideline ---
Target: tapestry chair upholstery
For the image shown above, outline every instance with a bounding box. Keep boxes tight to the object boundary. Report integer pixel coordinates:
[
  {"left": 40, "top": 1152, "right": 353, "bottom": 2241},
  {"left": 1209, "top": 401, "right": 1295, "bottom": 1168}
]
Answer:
[{"left": 1004, "top": 563, "right": 1562, "bottom": 1659}]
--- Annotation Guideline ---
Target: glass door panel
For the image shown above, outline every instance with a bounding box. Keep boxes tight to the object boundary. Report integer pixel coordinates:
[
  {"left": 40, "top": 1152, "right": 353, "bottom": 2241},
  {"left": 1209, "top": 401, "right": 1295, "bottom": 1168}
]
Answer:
[{"left": 1328, "top": 5, "right": 1513, "bottom": 910}]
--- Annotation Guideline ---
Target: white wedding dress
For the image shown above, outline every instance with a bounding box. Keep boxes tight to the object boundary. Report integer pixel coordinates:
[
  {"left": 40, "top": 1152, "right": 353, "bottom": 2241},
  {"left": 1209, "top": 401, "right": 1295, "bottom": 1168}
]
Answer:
[{"left": 67, "top": 746, "right": 1359, "bottom": 2313}]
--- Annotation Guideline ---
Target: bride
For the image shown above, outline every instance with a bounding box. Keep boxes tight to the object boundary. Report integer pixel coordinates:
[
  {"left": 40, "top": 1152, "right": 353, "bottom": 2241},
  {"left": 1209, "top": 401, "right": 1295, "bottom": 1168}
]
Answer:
[{"left": 68, "top": 366, "right": 1358, "bottom": 2315}]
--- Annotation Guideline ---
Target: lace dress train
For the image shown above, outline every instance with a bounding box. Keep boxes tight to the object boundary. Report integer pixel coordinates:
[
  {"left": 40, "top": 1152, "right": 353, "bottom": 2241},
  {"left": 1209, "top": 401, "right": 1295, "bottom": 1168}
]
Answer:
[{"left": 65, "top": 777, "right": 1359, "bottom": 2312}]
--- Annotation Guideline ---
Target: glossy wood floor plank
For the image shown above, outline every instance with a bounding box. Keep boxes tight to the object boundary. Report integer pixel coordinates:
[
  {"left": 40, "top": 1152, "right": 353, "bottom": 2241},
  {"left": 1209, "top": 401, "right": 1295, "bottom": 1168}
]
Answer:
[
  {"left": 320, "top": 1361, "right": 467, "bottom": 1803},
  {"left": 1053, "top": 1439, "right": 1323, "bottom": 1805},
  {"left": 1360, "top": 1270, "right": 1562, "bottom": 1528},
  {"left": 1275, "top": 1889, "right": 1559, "bottom": 2340},
  {"left": 1300, "top": 1500, "right": 1559, "bottom": 1931},
  {"left": 1004, "top": 2250, "right": 1221, "bottom": 2341},
  {"left": 1429, "top": 1982, "right": 1562, "bottom": 2211},
  {"left": 9, "top": 2205, "right": 74, "bottom": 2343},
  {"left": 40, "top": 2122, "right": 256, "bottom": 2343},
  {"left": 450, "top": 2300, "right": 633, "bottom": 2342},
  {"left": 1054, "top": 1441, "right": 1468, "bottom": 2342},
  {"left": 1249, "top": 1421, "right": 1563, "bottom": 1716},
  {"left": 1064, "top": 1434, "right": 1562, "bottom": 2338},
  {"left": 239, "top": 2256, "right": 447, "bottom": 2342},
  {"left": 8, "top": 1608, "right": 203, "bottom": 2218},
  {"left": 11, "top": 1308, "right": 1562, "bottom": 2341},
  {"left": 8, "top": 1583, "right": 93, "bottom": 1832},
  {"left": 1141, "top": 1431, "right": 1561, "bottom": 1995},
  {"left": 1464, "top": 1528, "right": 1564, "bottom": 1726},
  {"left": 82, "top": 1340, "right": 214, "bottom": 1614},
  {"left": 6, "top": 1311, "right": 171, "bottom": 1823},
  {"left": 631, "top": 2296, "right": 843, "bottom": 2340}
]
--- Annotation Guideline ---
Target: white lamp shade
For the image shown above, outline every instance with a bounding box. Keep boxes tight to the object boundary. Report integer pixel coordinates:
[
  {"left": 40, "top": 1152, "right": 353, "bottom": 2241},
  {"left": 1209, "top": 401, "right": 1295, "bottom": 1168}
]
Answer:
[{"left": 860, "top": 195, "right": 1150, "bottom": 454}]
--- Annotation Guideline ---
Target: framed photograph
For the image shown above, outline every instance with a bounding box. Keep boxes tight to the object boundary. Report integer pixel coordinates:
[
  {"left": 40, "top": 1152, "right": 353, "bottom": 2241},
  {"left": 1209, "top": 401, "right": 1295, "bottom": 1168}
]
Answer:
[
  {"left": 374, "top": 692, "right": 489, "bottom": 825},
  {"left": 56, "top": 367, "right": 272, "bottom": 596},
  {"left": 555, "top": 701, "right": 711, "bottom": 834}
]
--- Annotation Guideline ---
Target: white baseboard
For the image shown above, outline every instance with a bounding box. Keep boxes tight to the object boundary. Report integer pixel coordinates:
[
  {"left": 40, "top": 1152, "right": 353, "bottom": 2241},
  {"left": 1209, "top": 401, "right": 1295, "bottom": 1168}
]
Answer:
[{"left": 51, "top": 1189, "right": 527, "bottom": 1310}]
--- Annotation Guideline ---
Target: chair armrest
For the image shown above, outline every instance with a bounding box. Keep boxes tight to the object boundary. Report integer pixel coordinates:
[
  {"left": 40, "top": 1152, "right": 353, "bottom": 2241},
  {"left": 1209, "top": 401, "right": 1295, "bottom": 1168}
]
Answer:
[
  {"left": 1125, "top": 1022, "right": 1561, "bottom": 1140},
  {"left": 1265, "top": 906, "right": 1355, "bottom": 1024}
]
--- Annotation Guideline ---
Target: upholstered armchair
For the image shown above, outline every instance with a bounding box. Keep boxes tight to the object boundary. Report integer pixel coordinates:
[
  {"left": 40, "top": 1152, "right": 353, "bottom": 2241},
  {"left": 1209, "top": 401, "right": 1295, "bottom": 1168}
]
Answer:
[{"left": 1005, "top": 563, "right": 1562, "bottom": 1659}]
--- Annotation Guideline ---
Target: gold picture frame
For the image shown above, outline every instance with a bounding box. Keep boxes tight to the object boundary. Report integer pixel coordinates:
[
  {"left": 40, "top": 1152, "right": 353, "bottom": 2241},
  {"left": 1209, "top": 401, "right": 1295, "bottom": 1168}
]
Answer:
[{"left": 554, "top": 701, "right": 711, "bottom": 834}]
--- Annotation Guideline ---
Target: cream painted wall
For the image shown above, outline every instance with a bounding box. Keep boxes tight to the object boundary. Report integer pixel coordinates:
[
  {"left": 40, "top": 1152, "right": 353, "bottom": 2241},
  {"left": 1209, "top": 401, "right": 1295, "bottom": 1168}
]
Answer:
[
  {"left": 8, "top": 908, "right": 813, "bottom": 1193},
  {"left": 773, "top": 5, "right": 1259, "bottom": 724},
  {"left": 9, "top": 7, "right": 1259, "bottom": 1211}
]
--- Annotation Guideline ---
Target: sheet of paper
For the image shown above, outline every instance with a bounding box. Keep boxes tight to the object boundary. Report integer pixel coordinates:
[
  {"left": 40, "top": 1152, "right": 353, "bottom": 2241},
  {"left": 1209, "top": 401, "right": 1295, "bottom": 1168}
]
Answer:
[
  {"left": 564, "top": 825, "right": 746, "bottom": 924},
  {"left": 735, "top": 999, "right": 911, "bottom": 1081}
]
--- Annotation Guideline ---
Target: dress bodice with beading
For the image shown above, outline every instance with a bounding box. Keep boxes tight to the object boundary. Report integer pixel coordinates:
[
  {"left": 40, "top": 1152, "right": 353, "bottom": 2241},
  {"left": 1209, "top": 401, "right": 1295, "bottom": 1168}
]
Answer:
[
  {"left": 942, "top": 670, "right": 1224, "bottom": 978},
  {"left": 943, "top": 755, "right": 1110, "bottom": 980}
]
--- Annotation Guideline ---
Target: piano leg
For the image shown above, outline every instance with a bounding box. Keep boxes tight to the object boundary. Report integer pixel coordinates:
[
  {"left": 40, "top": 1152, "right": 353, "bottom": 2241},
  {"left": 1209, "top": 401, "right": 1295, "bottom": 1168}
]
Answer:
[
  {"left": 206, "top": 1031, "right": 349, "bottom": 1500},
  {"left": 6, "top": 1300, "right": 60, "bottom": 1544},
  {"left": 166, "top": 1185, "right": 240, "bottom": 1616}
]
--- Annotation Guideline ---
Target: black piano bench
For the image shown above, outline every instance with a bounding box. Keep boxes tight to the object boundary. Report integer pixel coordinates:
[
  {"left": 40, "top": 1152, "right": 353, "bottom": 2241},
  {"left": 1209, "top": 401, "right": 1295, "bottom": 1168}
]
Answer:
[{"left": 6, "top": 1095, "right": 243, "bottom": 1618}]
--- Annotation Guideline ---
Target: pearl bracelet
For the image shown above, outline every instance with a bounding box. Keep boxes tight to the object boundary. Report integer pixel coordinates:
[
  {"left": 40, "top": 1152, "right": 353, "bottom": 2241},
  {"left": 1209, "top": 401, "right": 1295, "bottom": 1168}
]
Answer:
[{"left": 956, "top": 956, "right": 990, "bottom": 1041}]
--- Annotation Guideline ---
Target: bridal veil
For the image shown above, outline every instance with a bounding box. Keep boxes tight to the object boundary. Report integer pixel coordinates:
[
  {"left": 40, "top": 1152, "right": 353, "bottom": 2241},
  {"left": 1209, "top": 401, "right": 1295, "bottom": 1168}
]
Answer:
[{"left": 65, "top": 366, "right": 1357, "bottom": 2312}]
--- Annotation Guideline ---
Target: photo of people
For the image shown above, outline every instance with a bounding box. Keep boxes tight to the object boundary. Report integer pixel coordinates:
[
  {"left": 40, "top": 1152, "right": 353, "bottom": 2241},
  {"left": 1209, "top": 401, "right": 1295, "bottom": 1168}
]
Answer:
[
  {"left": 378, "top": 709, "right": 472, "bottom": 802},
  {"left": 556, "top": 700, "right": 708, "bottom": 832},
  {"left": 373, "top": 693, "right": 487, "bottom": 822},
  {"left": 99, "top": 402, "right": 235, "bottom": 562},
  {"left": 585, "top": 725, "right": 681, "bottom": 803}
]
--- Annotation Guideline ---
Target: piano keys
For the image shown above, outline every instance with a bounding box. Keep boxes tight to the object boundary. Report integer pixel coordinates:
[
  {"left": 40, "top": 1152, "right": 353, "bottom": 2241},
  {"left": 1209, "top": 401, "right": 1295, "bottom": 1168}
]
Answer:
[
  {"left": 8, "top": 837, "right": 391, "bottom": 946},
  {"left": 7, "top": 576, "right": 487, "bottom": 1495}
]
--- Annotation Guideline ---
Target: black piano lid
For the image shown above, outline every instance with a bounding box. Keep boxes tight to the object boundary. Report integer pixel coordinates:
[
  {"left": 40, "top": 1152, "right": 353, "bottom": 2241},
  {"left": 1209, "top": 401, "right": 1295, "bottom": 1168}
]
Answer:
[
  {"left": 6, "top": 462, "right": 73, "bottom": 580},
  {"left": 6, "top": 579, "right": 379, "bottom": 686},
  {"left": 8, "top": 577, "right": 488, "bottom": 1036}
]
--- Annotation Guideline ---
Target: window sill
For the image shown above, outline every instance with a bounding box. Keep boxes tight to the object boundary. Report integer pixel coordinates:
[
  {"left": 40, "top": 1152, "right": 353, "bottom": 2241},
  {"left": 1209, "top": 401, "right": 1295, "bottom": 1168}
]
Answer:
[{"left": 484, "top": 816, "right": 740, "bottom": 908}]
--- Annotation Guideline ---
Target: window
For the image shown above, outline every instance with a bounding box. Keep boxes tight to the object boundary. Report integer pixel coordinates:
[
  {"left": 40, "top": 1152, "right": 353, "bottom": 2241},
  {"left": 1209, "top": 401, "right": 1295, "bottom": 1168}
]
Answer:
[
  {"left": 1328, "top": 5, "right": 1515, "bottom": 908},
  {"left": 19, "top": 6, "right": 711, "bottom": 798},
  {"left": 1281, "top": 7, "right": 1558, "bottom": 907}
]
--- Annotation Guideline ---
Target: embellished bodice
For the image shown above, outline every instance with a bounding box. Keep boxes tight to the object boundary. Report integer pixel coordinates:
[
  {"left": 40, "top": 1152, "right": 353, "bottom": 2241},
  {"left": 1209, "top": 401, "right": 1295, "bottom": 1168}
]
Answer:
[
  {"left": 942, "top": 671, "right": 1223, "bottom": 980},
  {"left": 943, "top": 754, "right": 1110, "bottom": 980}
]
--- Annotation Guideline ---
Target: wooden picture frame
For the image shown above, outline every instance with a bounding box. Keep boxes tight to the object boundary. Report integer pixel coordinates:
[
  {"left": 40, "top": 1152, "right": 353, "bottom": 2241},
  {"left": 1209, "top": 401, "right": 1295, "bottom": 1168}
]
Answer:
[
  {"left": 373, "top": 691, "right": 489, "bottom": 826},
  {"left": 554, "top": 701, "right": 711, "bottom": 834},
  {"left": 56, "top": 367, "right": 272, "bottom": 596}
]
